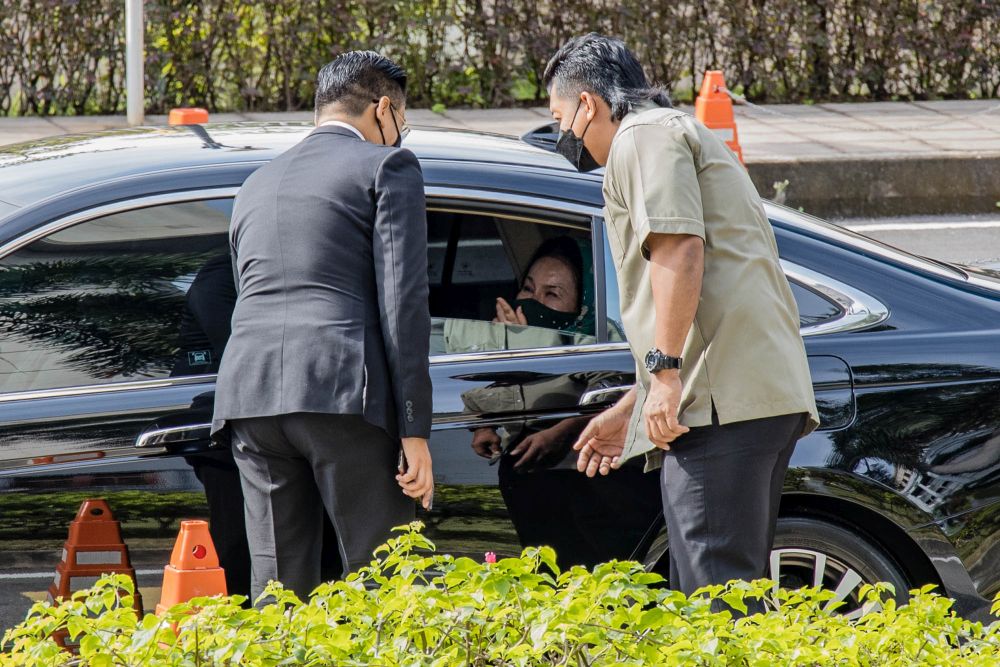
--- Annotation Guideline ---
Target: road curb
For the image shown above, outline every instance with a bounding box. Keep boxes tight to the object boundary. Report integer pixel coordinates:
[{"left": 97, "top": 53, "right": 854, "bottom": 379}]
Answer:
[{"left": 747, "top": 153, "right": 1000, "bottom": 219}]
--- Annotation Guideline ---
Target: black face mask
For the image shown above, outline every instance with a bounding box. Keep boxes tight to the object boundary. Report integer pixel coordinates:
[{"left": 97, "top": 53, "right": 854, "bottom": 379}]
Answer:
[
  {"left": 555, "top": 100, "right": 601, "bottom": 172},
  {"left": 513, "top": 298, "right": 581, "bottom": 331},
  {"left": 374, "top": 101, "right": 405, "bottom": 148}
]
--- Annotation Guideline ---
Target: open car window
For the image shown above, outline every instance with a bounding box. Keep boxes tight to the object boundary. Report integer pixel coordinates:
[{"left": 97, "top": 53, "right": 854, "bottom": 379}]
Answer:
[{"left": 427, "top": 207, "right": 597, "bottom": 356}]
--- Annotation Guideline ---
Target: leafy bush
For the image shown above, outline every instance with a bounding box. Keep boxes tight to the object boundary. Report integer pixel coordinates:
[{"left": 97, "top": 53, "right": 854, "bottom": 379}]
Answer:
[
  {"left": 1, "top": 1, "right": 998, "bottom": 116},
  {"left": 3, "top": 523, "right": 999, "bottom": 665}
]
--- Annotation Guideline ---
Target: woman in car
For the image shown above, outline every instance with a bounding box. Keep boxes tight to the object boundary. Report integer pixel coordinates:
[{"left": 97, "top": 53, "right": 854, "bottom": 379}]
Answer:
[
  {"left": 462, "top": 236, "right": 603, "bottom": 464},
  {"left": 442, "top": 236, "right": 595, "bottom": 355},
  {"left": 492, "top": 236, "right": 593, "bottom": 336}
]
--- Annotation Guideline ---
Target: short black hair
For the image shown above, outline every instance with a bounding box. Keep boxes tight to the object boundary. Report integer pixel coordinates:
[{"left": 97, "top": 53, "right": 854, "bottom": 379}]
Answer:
[
  {"left": 525, "top": 236, "right": 584, "bottom": 312},
  {"left": 543, "top": 33, "right": 670, "bottom": 121},
  {"left": 314, "top": 51, "right": 407, "bottom": 117}
]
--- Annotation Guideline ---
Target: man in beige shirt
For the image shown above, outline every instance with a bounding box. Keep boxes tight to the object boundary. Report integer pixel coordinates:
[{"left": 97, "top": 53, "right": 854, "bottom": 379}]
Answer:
[{"left": 543, "top": 33, "right": 819, "bottom": 603}]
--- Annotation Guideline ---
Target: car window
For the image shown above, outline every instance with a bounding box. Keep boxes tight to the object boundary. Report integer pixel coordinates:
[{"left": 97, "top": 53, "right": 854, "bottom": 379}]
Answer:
[
  {"left": 789, "top": 281, "right": 844, "bottom": 327},
  {"left": 602, "top": 233, "right": 845, "bottom": 335},
  {"left": 602, "top": 236, "right": 627, "bottom": 341},
  {"left": 0, "top": 199, "right": 233, "bottom": 393},
  {"left": 428, "top": 209, "right": 597, "bottom": 355}
]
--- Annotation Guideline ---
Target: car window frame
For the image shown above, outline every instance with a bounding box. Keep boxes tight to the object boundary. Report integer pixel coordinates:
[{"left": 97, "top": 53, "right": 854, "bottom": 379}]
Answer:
[
  {"left": 595, "top": 213, "right": 889, "bottom": 340},
  {"left": 0, "top": 187, "right": 631, "bottom": 404},
  {"left": 0, "top": 186, "right": 894, "bottom": 405},
  {"left": 422, "top": 199, "right": 627, "bottom": 362},
  {"left": 781, "top": 260, "right": 890, "bottom": 336}
]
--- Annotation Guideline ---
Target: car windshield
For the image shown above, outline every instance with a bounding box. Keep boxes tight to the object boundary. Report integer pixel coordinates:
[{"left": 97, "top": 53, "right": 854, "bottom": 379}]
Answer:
[{"left": 766, "top": 202, "right": 967, "bottom": 281}]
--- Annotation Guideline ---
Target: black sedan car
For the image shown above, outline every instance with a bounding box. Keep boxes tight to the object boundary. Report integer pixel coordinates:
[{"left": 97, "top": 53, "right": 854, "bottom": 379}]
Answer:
[{"left": 0, "top": 122, "right": 997, "bottom": 624}]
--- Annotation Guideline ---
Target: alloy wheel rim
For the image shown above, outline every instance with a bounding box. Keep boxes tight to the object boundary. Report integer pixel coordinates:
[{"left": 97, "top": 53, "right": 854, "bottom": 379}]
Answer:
[{"left": 769, "top": 547, "right": 883, "bottom": 620}]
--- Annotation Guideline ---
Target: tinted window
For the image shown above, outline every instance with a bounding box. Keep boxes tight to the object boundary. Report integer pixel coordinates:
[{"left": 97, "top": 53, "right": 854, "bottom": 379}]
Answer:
[
  {"left": 427, "top": 209, "right": 596, "bottom": 354},
  {"left": 0, "top": 199, "right": 232, "bottom": 393},
  {"left": 790, "top": 281, "right": 843, "bottom": 327}
]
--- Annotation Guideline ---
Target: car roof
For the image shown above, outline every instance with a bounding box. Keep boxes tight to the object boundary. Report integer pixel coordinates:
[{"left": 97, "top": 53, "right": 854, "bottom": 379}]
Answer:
[
  {"left": 0, "top": 121, "right": 974, "bottom": 289},
  {"left": 0, "top": 122, "right": 589, "bottom": 208}
]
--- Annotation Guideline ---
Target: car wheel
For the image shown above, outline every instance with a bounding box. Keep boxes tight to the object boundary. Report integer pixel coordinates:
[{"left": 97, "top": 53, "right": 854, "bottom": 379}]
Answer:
[{"left": 770, "top": 516, "right": 909, "bottom": 620}]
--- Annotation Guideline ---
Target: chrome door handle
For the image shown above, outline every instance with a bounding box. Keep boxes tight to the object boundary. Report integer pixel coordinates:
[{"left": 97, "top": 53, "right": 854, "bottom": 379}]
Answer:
[
  {"left": 135, "top": 423, "right": 213, "bottom": 449},
  {"left": 579, "top": 385, "right": 632, "bottom": 406}
]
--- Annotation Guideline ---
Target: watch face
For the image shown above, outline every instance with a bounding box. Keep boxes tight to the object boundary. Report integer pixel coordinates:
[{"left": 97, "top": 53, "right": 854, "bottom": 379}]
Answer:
[{"left": 644, "top": 349, "right": 658, "bottom": 370}]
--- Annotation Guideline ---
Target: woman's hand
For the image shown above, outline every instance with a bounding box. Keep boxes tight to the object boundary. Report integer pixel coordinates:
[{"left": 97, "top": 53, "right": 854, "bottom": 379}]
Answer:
[{"left": 493, "top": 297, "right": 527, "bottom": 325}]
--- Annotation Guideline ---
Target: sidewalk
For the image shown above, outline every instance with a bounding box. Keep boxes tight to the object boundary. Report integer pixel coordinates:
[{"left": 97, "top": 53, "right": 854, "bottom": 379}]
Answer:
[{"left": 3, "top": 100, "right": 999, "bottom": 218}]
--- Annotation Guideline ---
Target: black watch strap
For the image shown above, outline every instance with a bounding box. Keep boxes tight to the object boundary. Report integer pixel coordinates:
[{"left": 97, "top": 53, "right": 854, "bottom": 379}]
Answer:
[{"left": 645, "top": 348, "right": 683, "bottom": 372}]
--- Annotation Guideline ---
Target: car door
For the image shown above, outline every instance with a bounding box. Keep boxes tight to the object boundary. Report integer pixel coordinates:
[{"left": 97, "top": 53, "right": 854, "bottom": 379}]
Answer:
[
  {"left": 0, "top": 190, "right": 242, "bottom": 577},
  {"left": 418, "top": 196, "right": 660, "bottom": 568}
]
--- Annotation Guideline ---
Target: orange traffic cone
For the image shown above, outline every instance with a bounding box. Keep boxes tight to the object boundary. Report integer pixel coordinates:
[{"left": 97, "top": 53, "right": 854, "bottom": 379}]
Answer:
[
  {"left": 48, "top": 499, "right": 143, "bottom": 609},
  {"left": 695, "top": 71, "right": 744, "bottom": 164},
  {"left": 48, "top": 499, "right": 142, "bottom": 650},
  {"left": 155, "top": 520, "right": 227, "bottom": 615}
]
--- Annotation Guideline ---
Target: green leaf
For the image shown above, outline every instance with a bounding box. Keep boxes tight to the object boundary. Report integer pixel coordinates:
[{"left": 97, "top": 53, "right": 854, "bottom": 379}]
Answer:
[{"left": 721, "top": 592, "right": 748, "bottom": 615}]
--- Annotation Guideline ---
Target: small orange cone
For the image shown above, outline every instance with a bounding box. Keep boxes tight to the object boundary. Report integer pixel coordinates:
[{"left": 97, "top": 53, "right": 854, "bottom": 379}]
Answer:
[
  {"left": 695, "top": 71, "right": 744, "bottom": 164},
  {"left": 155, "top": 520, "right": 227, "bottom": 615},
  {"left": 167, "top": 107, "right": 210, "bottom": 125},
  {"left": 48, "top": 499, "right": 142, "bottom": 650}
]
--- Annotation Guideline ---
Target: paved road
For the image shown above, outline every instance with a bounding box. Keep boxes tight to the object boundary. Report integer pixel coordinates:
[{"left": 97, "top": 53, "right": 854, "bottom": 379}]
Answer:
[
  {"left": 839, "top": 214, "right": 1000, "bottom": 267},
  {"left": 0, "top": 569, "right": 166, "bottom": 633},
  {"left": 2, "top": 214, "right": 997, "bottom": 634}
]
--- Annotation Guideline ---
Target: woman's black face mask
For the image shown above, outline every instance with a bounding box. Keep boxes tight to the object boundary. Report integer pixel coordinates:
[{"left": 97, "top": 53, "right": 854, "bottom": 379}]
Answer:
[
  {"left": 555, "top": 100, "right": 601, "bottom": 172},
  {"left": 513, "top": 298, "right": 580, "bottom": 331}
]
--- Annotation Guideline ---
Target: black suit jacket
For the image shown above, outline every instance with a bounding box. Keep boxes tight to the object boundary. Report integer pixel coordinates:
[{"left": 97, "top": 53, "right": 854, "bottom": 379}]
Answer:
[{"left": 212, "top": 125, "right": 432, "bottom": 439}]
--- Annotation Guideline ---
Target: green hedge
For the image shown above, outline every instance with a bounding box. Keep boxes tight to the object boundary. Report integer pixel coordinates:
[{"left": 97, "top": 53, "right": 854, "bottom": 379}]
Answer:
[
  {"left": 1, "top": 1, "right": 998, "bottom": 116},
  {"left": 3, "top": 523, "right": 999, "bottom": 665}
]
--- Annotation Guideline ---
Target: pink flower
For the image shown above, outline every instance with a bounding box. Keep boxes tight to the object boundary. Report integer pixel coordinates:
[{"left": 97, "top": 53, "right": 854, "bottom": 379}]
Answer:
[{"left": 485, "top": 551, "right": 497, "bottom": 564}]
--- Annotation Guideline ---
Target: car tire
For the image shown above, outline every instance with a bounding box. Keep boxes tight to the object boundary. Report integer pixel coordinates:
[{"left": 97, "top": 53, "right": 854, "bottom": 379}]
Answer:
[{"left": 771, "top": 516, "right": 909, "bottom": 618}]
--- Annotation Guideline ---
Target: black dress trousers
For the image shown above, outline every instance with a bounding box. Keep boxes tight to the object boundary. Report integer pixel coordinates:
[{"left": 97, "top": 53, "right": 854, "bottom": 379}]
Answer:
[{"left": 659, "top": 410, "right": 808, "bottom": 605}]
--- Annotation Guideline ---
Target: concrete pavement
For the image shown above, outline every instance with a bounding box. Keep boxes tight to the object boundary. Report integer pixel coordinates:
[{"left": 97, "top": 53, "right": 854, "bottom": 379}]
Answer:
[{"left": 2, "top": 100, "right": 1000, "bottom": 218}]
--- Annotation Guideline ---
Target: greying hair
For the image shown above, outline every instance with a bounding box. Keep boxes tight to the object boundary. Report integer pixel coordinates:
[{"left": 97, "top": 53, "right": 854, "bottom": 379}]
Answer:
[
  {"left": 315, "top": 51, "right": 407, "bottom": 117},
  {"left": 543, "top": 33, "right": 671, "bottom": 121}
]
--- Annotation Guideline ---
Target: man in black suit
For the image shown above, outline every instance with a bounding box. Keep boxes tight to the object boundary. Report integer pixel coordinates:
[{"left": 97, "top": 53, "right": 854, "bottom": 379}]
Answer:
[{"left": 212, "top": 51, "right": 434, "bottom": 600}]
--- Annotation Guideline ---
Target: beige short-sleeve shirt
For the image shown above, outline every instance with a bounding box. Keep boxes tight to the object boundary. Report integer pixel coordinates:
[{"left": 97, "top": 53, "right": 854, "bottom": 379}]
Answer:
[{"left": 602, "top": 104, "right": 819, "bottom": 469}]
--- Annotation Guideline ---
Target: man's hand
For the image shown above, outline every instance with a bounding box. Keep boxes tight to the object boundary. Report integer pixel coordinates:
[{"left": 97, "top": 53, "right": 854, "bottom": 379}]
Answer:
[
  {"left": 493, "top": 297, "right": 527, "bottom": 325},
  {"left": 470, "top": 427, "right": 502, "bottom": 459},
  {"left": 397, "top": 437, "right": 434, "bottom": 509},
  {"left": 573, "top": 402, "right": 631, "bottom": 477},
  {"left": 644, "top": 371, "right": 689, "bottom": 449},
  {"left": 509, "top": 418, "right": 581, "bottom": 470}
]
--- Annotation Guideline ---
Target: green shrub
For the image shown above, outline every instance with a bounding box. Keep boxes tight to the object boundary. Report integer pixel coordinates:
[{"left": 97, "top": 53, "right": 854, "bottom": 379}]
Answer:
[
  {"left": 3, "top": 522, "right": 999, "bottom": 666},
  {"left": 1, "top": 1, "right": 998, "bottom": 115}
]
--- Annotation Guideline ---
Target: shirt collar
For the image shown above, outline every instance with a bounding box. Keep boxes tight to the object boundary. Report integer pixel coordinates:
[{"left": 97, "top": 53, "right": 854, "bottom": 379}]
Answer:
[
  {"left": 618, "top": 100, "right": 663, "bottom": 130},
  {"left": 612, "top": 101, "right": 681, "bottom": 144},
  {"left": 318, "top": 120, "right": 365, "bottom": 141}
]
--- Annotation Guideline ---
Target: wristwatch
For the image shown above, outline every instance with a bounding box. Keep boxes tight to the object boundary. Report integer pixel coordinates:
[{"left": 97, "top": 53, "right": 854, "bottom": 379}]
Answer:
[{"left": 645, "top": 348, "right": 683, "bottom": 373}]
